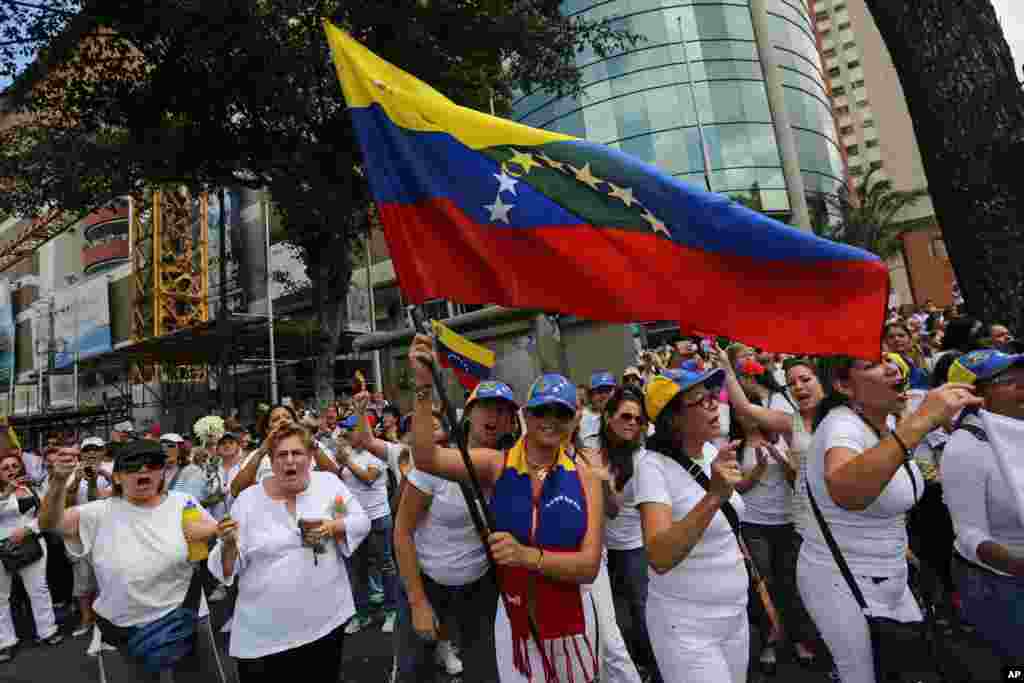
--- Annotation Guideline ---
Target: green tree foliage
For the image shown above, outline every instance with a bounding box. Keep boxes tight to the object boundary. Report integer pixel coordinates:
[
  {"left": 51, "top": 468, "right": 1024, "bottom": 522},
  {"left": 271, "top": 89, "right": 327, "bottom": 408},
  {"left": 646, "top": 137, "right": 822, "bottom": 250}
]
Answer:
[
  {"left": 809, "top": 168, "right": 928, "bottom": 260},
  {"left": 0, "top": 0, "right": 639, "bottom": 402}
]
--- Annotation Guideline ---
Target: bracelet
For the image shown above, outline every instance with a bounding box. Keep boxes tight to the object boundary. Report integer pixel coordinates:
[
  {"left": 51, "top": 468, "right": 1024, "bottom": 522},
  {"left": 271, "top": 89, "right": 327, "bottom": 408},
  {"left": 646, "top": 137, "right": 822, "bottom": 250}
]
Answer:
[
  {"left": 535, "top": 548, "right": 544, "bottom": 572},
  {"left": 890, "top": 431, "right": 913, "bottom": 460}
]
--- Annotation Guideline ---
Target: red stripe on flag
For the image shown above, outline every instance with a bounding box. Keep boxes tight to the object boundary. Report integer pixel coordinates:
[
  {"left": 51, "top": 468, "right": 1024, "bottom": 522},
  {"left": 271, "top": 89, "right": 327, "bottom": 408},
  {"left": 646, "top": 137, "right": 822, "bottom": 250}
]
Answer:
[{"left": 379, "top": 198, "right": 887, "bottom": 359}]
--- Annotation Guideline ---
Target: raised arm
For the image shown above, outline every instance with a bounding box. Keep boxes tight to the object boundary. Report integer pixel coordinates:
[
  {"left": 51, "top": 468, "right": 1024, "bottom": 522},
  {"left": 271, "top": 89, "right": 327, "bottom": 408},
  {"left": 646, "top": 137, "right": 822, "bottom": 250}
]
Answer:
[
  {"left": 716, "top": 347, "right": 793, "bottom": 436},
  {"left": 408, "top": 333, "right": 504, "bottom": 488},
  {"left": 230, "top": 447, "right": 266, "bottom": 499},
  {"left": 36, "top": 449, "right": 84, "bottom": 546}
]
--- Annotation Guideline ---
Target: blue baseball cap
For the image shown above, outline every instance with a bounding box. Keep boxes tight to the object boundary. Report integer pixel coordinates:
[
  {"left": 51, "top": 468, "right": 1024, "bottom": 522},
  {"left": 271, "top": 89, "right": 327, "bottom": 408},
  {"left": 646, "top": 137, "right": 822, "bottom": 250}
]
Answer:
[
  {"left": 466, "top": 380, "right": 518, "bottom": 411},
  {"left": 949, "top": 349, "right": 1024, "bottom": 385},
  {"left": 339, "top": 415, "right": 359, "bottom": 430},
  {"left": 526, "top": 374, "right": 577, "bottom": 412},
  {"left": 590, "top": 371, "right": 617, "bottom": 390}
]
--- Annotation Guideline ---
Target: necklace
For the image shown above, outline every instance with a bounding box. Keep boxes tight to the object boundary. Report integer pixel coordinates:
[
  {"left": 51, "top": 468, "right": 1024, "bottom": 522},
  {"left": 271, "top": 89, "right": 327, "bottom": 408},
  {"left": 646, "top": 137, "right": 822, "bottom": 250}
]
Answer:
[{"left": 525, "top": 455, "right": 556, "bottom": 482}]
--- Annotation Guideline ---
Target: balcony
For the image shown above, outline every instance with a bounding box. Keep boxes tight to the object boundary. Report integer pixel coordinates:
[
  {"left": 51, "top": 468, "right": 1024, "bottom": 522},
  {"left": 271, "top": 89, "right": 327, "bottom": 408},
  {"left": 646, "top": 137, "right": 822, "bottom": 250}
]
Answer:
[{"left": 83, "top": 239, "right": 129, "bottom": 275}]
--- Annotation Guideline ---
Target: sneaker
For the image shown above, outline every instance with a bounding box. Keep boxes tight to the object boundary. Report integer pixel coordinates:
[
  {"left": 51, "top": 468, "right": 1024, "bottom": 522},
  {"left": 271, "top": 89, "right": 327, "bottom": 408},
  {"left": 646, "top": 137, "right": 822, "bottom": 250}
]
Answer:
[
  {"left": 381, "top": 610, "right": 397, "bottom": 633},
  {"left": 208, "top": 586, "right": 228, "bottom": 602},
  {"left": 0, "top": 646, "right": 12, "bottom": 663},
  {"left": 435, "top": 640, "right": 463, "bottom": 676},
  {"left": 39, "top": 633, "right": 64, "bottom": 646},
  {"left": 344, "top": 613, "right": 373, "bottom": 635},
  {"left": 73, "top": 623, "right": 94, "bottom": 638}
]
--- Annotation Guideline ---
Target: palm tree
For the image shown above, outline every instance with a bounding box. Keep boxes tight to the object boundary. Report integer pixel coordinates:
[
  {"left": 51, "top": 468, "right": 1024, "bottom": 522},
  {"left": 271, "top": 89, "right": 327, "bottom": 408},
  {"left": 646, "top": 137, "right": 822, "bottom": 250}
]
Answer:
[{"left": 809, "top": 168, "right": 929, "bottom": 259}]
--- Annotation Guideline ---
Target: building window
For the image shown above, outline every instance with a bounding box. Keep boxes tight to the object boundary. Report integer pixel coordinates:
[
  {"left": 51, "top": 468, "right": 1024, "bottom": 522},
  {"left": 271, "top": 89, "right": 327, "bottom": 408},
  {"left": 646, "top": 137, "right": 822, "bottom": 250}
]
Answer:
[
  {"left": 834, "top": 3, "right": 847, "bottom": 11},
  {"left": 852, "top": 79, "right": 865, "bottom": 89},
  {"left": 847, "top": 144, "right": 860, "bottom": 156},
  {"left": 828, "top": 66, "right": 841, "bottom": 78},
  {"left": 816, "top": 10, "right": 830, "bottom": 20},
  {"left": 847, "top": 59, "right": 861, "bottom": 69},
  {"left": 869, "top": 160, "right": 884, "bottom": 171},
  {"left": 843, "top": 41, "right": 857, "bottom": 51},
  {"left": 840, "top": 124, "right": 854, "bottom": 135},
  {"left": 823, "top": 48, "right": 837, "bottom": 58},
  {"left": 831, "top": 85, "right": 846, "bottom": 96},
  {"left": 837, "top": 22, "right": 851, "bottom": 30},
  {"left": 856, "top": 99, "right": 869, "bottom": 108},
  {"left": 865, "top": 139, "right": 879, "bottom": 148},
  {"left": 835, "top": 105, "right": 850, "bottom": 115},
  {"left": 863, "top": 118, "right": 875, "bottom": 128},
  {"left": 849, "top": 165, "right": 863, "bottom": 176}
]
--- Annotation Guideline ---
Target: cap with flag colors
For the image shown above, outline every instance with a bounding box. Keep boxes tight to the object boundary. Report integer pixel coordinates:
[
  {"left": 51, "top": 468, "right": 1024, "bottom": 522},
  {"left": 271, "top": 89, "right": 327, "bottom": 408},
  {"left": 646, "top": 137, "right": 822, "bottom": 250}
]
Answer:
[
  {"left": 324, "top": 23, "right": 890, "bottom": 360},
  {"left": 431, "top": 320, "right": 495, "bottom": 391},
  {"left": 949, "top": 349, "right": 1024, "bottom": 385}
]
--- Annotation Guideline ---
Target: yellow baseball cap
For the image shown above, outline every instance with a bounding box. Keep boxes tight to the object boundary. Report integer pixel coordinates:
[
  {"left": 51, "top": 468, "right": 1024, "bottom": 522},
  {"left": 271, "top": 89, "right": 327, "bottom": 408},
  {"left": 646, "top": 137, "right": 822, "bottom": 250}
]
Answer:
[{"left": 644, "top": 367, "right": 725, "bottom": 422}]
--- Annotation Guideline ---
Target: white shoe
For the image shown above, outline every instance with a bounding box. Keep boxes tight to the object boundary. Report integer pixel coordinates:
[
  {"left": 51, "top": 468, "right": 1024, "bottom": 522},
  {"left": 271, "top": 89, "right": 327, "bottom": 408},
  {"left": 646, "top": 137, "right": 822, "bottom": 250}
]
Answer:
[
  {"left": 208, "top": 586, "right": 228, "bottom": 602},
  {"left": 435, "top": 640, "right": 463, "bottom": 676},
  {"left": 73, "top": 623, "right": 94, "bottom": 638}
]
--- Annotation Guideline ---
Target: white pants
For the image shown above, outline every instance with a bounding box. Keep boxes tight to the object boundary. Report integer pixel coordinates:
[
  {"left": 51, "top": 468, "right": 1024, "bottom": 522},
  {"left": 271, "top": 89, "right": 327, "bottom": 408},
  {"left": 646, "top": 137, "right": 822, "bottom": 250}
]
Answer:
[
  {"left": 591, "top": 560, "right": 641, "bottom": 683},
  {"left": 797, "top": 554, "right": 922, "bottom": 683},
  {"left": 0, "top": 538, "right": 58, "bottom": 647},
  {"left": 646, "top": 601, "right": 748, "bottom": 683},
  {"left": 496, "top": 588, "right": 599, "bottom": 682}
]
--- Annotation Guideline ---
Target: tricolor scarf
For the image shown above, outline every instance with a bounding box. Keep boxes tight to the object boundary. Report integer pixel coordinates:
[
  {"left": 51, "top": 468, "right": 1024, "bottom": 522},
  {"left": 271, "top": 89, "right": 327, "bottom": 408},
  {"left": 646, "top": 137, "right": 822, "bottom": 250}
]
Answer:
[{"left": 492, "top": 437, "right": 596, "bottom": 683}]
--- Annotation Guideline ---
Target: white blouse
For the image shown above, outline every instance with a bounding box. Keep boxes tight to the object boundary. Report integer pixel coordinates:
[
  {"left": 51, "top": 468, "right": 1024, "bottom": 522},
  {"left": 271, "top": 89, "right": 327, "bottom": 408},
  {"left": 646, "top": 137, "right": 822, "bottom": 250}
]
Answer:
[{"left": 208, "top": 472, "right": 370, "bottom": 659}]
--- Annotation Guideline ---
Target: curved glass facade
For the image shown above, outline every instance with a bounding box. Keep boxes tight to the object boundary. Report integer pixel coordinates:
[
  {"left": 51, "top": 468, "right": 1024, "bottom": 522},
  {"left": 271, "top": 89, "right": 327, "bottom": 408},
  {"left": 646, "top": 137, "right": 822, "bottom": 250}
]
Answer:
[{"left": 511, "top": 0, "right": 845, "bottom": 214}]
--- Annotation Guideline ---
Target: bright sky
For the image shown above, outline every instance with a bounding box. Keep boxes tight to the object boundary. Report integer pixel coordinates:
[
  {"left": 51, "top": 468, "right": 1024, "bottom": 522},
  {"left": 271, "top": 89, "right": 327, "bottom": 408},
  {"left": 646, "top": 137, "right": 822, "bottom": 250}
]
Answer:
[{"left": 992, "top": 0, "right": 1024, "bottom": 75}]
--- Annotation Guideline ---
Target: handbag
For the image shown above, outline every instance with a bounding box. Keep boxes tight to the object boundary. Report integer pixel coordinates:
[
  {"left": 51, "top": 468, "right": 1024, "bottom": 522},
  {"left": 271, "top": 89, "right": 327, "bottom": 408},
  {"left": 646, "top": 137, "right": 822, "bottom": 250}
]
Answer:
[
  {"left": 0, "top": 530, "right": 45, "bottom": 573},
  {"left": 0, "top": 488, "right": 45, "bottom": 573},
  {"left": 807, "top": 461, "right": 943, "bottom": 683},
  {"left": 96, "top": 565, "right": 203, "bottom": 673}
]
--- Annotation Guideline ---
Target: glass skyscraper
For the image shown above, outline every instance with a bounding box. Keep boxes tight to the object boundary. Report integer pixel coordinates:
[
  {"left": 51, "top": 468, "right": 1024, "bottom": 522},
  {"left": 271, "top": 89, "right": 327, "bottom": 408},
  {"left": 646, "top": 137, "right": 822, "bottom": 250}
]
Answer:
[{"left": 511, "top": 0, "right": 845, "bottom": 216}]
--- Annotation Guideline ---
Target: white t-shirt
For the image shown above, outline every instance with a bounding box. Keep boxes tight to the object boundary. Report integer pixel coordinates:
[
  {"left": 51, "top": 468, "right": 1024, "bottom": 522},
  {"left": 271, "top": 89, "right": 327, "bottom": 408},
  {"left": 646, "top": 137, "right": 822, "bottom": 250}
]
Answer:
[
  {"left": 604, "top": 447, "right": 645, "bottom": 552},
  {"left": 407, "top": 468, "right": 489, "bottom": 586},
  {"left": 383, "top": 441, "right": 408, "bottom": 484},
  {"left": 634, "top": 447, "right": 748, "bottom": 617},
  {"left": 801, "top": 406, "right": 923, "bottom": 576},
  {"left": 208, "top": 472, "right": 371, "bottom": 659},
  {"left": 789, "top": 411, "right": 814, "bottom": 538},
  {"left": 340, "top": 450, "right": 390, "bottom": 521},
  {"left": 942, "top": 413, "right": 1024, "bottom": 576},
  {"left": 0, "top": 491, "right": 35, "bottom": 539},
  {"left": 68, "top": 492, "right": 213, "bottom": 627},
  {"left": 739, "top": 437, "right": 793, "bottom": 526}
]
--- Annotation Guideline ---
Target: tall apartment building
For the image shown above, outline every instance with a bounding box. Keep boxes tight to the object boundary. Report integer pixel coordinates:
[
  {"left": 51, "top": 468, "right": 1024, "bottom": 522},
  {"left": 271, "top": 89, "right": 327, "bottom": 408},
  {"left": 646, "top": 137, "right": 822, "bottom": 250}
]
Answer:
[{"left": 811, "top": 0, "right": 955, "bottom": 306}]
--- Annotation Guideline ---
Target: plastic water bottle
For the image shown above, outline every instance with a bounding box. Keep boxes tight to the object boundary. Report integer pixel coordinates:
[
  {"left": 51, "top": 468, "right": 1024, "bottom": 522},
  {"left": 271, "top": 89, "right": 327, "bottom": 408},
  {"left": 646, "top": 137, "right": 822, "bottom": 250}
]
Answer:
[{"left": 182, "top": 500, "right": 208, "bottom": 562}]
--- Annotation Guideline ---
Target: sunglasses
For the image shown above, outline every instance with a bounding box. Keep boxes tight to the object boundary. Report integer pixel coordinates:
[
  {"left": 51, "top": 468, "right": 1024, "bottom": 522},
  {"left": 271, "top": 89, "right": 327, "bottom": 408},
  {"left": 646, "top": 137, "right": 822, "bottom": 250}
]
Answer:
[
  {"left": 527, "top": 405, "right": 575, "bottom": 422},
  {"left": 682, "top": 392, "right": 719, "bottom": 410},
  {"left": 615, "top": 412, "right": 645, "bottom": 425},
  {"left": 116, "top": 454, "right": 166, "bottom": 474}
]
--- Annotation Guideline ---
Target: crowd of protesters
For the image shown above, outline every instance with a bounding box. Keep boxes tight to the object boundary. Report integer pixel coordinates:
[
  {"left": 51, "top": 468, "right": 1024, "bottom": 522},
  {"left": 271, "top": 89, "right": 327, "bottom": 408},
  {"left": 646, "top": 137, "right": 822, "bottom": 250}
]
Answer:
[{"left": 0, "top": 300, "right": 1019, "bottom": 683}]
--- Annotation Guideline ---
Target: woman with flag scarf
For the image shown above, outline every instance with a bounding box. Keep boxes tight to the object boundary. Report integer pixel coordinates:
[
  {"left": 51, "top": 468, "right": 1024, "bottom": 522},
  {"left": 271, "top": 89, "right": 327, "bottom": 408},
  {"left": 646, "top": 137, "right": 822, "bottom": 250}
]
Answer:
[
  {"left": 408, "top": 334, "right": 605, "bottom": 683},
  {"left": 634, "top": 366, "right": 749, "bottom": 683}
]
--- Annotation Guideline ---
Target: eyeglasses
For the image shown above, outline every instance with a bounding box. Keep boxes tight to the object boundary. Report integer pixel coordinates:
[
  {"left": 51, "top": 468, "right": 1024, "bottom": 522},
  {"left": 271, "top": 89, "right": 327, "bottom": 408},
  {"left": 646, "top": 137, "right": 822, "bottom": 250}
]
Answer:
[
  {"left": 116, "top": 455, "right": 166, "bottom": 474},
  {"left": 615, "top": 412, "right": 645, "bottom": 425},
  {"left": 682, "top": 393, "right": 719, "bottom": 410},
  {"left": 527, "top": 405, "right": 575, "bottom": 422}
]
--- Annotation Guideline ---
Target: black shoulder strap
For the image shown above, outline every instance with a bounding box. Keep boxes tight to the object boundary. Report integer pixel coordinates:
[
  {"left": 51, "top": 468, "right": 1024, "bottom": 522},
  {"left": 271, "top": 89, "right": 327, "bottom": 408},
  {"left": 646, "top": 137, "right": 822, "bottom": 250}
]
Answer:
[
  {"left": 676, "top": 455, "right": 742, "bottom": 542},
  {"left": 955, "top": 423, "right": 988, "bottom": 443},
  {"left": 806, "top": 481, "right": 870, "bottom": 613}
]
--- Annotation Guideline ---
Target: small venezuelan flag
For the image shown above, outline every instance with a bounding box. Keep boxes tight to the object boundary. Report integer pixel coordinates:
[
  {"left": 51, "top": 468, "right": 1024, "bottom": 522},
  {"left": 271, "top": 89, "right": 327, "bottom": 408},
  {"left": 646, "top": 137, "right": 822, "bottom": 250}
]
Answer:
[
  {"left": 432, "top": 320, "right": 495, "bottom": 391},
  {"left": 324, "top": 23, "right": 890, "bottom": 360}
]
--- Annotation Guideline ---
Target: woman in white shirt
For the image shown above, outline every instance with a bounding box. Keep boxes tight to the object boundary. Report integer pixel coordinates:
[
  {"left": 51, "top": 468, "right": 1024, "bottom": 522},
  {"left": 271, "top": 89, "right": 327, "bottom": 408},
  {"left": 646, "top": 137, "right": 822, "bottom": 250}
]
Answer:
[
  {"left": 941, "top": 350, "right": 1024, "bottom": 664},
  {"left": 391, "top": 380, "right": 518, "bottom": 682},
  {"left": 38, "top": 441, "right": 223, "bottom": 681},
  {"left": 798, "top": 356, "right": 979, "bottom": 683},
  {"left": 635, "top": 368, "right": 747, "bottom": 683},
  {"left": 210, "top": 423, "right": 370, "bottom": 681},
  {"left": 0, "top": 452, "right": 61, "bottom": 663}
]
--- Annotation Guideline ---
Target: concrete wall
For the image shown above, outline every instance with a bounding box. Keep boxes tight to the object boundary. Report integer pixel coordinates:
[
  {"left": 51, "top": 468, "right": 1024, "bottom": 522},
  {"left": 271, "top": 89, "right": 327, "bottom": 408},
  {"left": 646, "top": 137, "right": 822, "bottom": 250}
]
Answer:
[{"left": 900, "top": 225, "right": 955, "bottom": 306}]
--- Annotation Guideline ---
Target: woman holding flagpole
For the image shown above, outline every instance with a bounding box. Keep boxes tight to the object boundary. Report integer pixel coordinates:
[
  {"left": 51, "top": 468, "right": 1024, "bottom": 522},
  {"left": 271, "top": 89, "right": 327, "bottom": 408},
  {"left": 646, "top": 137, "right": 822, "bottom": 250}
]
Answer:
[{"left": 409, "top": 334, "right": 605, "bottom": 683}]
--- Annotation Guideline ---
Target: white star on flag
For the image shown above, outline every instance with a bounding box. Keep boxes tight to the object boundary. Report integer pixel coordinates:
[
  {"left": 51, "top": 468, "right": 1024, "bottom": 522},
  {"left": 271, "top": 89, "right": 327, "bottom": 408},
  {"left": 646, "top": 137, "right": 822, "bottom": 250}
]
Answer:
[
  {"left": 485, "top": 195, "right": 515, "bottom": 224},
  {"left": 493, "top": 171, "right": 519, "bottom": 196},
  {"left": 607, "top": 182, "right": 636, "bottom": 207},
  {"left": 641, "top": 209, "right": 670, "bottom": 237}
]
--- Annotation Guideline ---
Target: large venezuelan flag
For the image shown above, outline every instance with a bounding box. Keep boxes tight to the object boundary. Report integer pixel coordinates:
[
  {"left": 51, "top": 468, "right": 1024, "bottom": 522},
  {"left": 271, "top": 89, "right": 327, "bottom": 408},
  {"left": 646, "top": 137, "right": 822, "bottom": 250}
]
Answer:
[{"left": 324, "top": 23, "right": 889, "bottom": 359}]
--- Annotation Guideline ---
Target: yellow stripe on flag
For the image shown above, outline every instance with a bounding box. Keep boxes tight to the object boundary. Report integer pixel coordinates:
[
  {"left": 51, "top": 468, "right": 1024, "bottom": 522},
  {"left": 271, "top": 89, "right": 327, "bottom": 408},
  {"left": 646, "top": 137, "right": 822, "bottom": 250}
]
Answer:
[
  {"left": 323, "top": 21, "right": 573, "bottom": 151},
  {"left": 431, "top": 320, "right": 495, "bottom": 370}
]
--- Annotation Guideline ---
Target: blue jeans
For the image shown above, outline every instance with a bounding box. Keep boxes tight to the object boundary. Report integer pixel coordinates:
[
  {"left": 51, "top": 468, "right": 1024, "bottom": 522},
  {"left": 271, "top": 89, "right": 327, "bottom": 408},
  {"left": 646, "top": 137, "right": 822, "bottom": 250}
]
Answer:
[
  {"left": 393, "top": 571, "right": 499, "bottom": 683},
  {"left": 607, "top": 547, "right": 662, "bottom": 683},
  {"left": 347, "top": 515, "right": 398, "bottom": 613},
  {"left": 953, "top": 554, "right": 1024, "bottom": 663}
]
